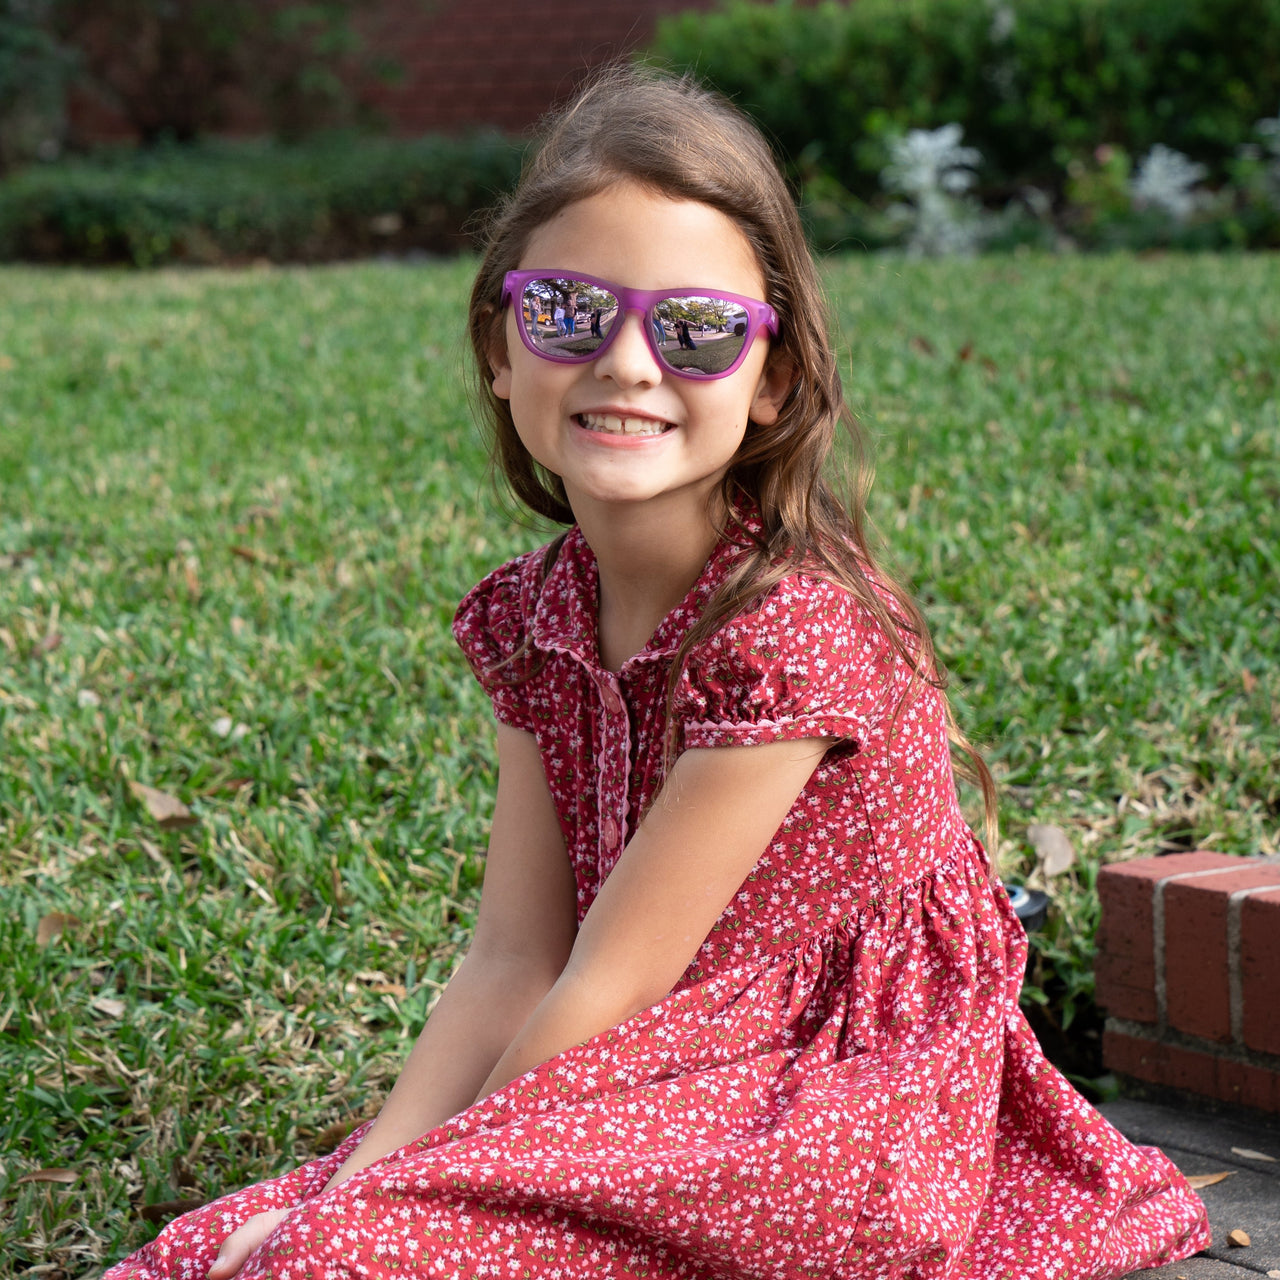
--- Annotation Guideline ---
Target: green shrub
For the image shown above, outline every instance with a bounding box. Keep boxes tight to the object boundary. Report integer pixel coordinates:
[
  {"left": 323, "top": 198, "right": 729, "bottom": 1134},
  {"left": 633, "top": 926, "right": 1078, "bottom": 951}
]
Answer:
[
  {"left": 0, "top": 131, "right": 526, "bottom": 265},
  {"left": 651, "top": 0, "right": 1280, "bottom": 200}
]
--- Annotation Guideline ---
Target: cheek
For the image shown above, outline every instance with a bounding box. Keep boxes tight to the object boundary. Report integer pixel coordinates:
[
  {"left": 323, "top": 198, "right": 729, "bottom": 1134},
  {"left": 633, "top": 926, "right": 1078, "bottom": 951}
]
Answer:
[{"left": 506, "top": 381, "right": 565, "bottom": 472}]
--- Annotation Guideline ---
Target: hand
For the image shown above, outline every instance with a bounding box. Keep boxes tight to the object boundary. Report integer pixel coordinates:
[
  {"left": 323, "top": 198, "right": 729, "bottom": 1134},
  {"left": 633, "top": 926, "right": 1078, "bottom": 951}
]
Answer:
[{"left": 207, "top": 1208, "right": 291, "bottom": 1280}]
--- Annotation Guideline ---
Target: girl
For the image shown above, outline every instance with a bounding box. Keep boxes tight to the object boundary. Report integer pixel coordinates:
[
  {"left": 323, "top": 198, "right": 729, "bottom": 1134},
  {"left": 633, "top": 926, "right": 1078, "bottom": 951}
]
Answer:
[{"left": 106, "top": 69, "right": 1210, "bottom": 1280}]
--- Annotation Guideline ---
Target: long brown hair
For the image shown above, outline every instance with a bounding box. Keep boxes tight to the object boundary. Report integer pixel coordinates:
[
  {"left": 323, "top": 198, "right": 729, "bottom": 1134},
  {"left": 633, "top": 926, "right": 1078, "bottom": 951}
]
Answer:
[{"left": 466, "top": 65, "right": 997, "bottom": 846}]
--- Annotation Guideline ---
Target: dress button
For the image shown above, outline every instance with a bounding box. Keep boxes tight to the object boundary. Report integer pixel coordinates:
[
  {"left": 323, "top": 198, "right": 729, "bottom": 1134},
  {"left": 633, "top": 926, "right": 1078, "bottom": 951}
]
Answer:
[
  {"left": 601, "top": 815, "right": 620, "bottom": 849},
  {"left": 601, "top": 685, "right": 623, "bottom": 715}
]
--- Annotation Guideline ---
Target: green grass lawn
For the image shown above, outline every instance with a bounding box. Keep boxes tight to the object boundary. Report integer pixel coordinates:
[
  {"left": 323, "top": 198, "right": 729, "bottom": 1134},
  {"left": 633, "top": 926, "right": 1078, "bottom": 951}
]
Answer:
[{"left": 1, "top": 253, "right": 1277, "bottom": 1275}]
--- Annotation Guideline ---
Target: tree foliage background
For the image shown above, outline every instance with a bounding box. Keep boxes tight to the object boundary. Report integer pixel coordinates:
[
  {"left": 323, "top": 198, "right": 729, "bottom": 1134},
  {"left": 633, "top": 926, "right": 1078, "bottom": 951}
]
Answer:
[{"left": 0, "top": 0, "right": 386, "bottom": 171}]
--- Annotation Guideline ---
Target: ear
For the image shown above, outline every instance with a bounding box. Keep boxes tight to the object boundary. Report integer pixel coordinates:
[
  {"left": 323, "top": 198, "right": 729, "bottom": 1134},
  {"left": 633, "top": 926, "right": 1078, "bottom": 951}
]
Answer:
[
  {"left": 749, "top": 352, "right": 796, "bottom": 427},
  {"left": 490, "top": 349, "right": 512, "bottom": 402},
  {"left": 482, "top": 304, "right": 513, "bottom": 401}
]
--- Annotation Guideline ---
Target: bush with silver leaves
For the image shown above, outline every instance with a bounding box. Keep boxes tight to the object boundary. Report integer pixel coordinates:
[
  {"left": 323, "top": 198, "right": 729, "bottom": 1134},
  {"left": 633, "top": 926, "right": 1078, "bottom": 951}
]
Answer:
[
  {"left": 1129, "top": 144, "right": 1208, "bottom": 222},
  {"left": 882, "top": 124, "right": 987, "bottom": 256}
]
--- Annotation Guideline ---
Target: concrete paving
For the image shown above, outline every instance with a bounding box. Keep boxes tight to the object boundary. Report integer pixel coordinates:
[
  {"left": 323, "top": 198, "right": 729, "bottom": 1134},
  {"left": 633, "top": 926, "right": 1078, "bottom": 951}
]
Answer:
[{"left": 1102, "top": 1098, "right": 1280, "bottom": 1278}]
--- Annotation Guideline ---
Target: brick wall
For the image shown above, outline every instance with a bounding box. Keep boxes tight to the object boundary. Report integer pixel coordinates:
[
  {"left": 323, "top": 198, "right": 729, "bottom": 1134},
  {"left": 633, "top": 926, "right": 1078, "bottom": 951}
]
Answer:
[
  {"left": 1096, "top": 850, "right": 1280, "bottom": 1113},
  {"left": 359, "top": 0, "right": 723, "bottom": 136}
]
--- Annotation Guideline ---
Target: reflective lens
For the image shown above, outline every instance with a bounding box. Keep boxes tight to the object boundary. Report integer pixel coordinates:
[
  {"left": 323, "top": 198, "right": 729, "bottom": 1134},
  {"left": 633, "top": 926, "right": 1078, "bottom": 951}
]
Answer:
[{"left": 517, "top": 276, "right": 755, "bottom": 377}]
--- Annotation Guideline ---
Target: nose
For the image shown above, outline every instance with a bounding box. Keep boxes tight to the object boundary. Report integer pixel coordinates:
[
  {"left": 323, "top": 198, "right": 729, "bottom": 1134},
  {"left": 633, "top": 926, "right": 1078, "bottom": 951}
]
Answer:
[{"left": 592, "top": 309, "right": 664, "bottom": 387}]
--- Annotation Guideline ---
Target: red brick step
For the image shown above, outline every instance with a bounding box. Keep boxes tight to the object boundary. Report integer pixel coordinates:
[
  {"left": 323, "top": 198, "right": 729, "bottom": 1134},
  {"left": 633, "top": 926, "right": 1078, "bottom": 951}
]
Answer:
[{"left": 1096, "top": 851, "right": 1280, "bottom": 1113}]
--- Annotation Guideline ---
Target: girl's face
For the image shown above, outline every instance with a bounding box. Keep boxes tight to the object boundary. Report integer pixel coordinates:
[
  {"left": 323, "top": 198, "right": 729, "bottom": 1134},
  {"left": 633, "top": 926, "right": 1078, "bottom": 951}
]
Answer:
[{"left": 489, "top": 180, "right": 790, "bottom": 522}]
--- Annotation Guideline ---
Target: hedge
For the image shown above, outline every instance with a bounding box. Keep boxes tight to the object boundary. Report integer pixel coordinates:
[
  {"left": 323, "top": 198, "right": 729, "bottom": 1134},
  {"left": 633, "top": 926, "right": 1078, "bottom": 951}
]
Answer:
[
  {"left": 0, "top": 131, "right": 526, "bottom": 266},
  {"left": 650, "top": 0, "right": 1280, "bottom": 201}
]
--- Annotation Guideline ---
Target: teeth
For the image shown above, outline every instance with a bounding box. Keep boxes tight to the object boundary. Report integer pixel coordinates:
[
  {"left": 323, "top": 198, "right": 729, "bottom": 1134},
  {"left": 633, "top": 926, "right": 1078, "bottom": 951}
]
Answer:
[{"left": 579, "top": 413, "right": 669, "bottom": 436}]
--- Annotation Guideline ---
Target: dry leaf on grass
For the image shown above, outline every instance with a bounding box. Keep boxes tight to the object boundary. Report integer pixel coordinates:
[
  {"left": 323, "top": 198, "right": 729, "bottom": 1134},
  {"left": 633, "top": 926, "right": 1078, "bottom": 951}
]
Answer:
[
  {"left": 1231, "top": 1147, "right": 1277, "bottom": 1162},
  {"left": 1227, "top": 1229, "right": 1251, "bottom": 1248},
  {"left": 312, "top": 1119, "right": 358, "bottom": 1152},
  {"left": 1185, "top": 1171, "right": 1234, "bottom": 1189},
  {"left": 1027, "top": 823, "right": 1076, "bottom": 876},
  {"left": 129, "top": 782, "right": 197, "bottom": 829},
  {"left": 91, "top": 995, "right": 126, "bottom": 1018},
  {"left": 230, "top": 544, "right": 277, "bottom": 566},
  {"left": 205, "top": 776, "right": 253, "bottom": 796},
  {"left": 16, "top": 1168, "right": 78, "bottom": 1185},
  {"left": 140, "top": 1197, "right": 206, "bottom": 1223},
  {"left": 36, "top": 912, "right": 81, "bottom": 945}
]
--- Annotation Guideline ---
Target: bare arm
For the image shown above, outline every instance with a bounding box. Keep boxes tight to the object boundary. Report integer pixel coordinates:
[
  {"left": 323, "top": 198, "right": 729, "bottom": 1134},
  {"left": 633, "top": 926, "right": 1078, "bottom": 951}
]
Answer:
[
  {"left": 323, "top": 721, "right": 576, "bottom": 1188},
  {"left": 477, "top": 735, "right": 832, "bottom": 1099}
]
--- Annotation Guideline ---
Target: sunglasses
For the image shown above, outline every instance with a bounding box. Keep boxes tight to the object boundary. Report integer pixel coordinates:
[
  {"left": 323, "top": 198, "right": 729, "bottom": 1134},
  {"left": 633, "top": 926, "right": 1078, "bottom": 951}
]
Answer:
[{"left": 502, "top": 270, "right": 779, "bottom": 381}]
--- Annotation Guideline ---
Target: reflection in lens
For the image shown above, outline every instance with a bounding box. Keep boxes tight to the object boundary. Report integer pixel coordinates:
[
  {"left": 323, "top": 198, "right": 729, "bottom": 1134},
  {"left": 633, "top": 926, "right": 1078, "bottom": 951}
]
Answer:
[
  {"left": 659, "top": 296, "right": 749, "bottom": 374},
  {"left": 521, "top": 277, "right": 617, "bottom": 359}
]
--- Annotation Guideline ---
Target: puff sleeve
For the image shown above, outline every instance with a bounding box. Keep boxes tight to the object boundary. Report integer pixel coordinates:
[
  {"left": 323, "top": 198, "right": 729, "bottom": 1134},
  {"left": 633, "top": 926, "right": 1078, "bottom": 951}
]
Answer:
[
  {"left": 676, "top": 573, "right": 910, "bottom": 754},
  {"left": 451, "top": 551, "right": 542, "bottom": 734}
]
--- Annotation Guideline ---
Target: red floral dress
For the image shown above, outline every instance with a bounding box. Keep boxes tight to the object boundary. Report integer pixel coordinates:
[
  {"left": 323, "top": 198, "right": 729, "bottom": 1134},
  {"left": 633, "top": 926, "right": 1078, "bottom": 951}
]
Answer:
[{"left": 106, "top": 523, "right": 1209, "bottom": 1280}]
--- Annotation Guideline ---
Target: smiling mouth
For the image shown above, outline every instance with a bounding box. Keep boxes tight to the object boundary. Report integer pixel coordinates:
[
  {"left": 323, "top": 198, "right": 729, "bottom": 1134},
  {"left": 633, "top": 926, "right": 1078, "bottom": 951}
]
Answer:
[{"left": 575, "top": 412, "right": 673, "bottom": 437}]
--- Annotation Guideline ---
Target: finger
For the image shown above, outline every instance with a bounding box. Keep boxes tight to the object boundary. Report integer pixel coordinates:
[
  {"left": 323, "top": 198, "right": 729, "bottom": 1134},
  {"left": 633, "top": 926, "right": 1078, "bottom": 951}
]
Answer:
[
  {"left": 208, "top": 1230, "right": 261, "bottom": 1280},
  {"left": 207, "top": 1249, "right": 242, "bottom": 1280},
  {"left": 208, "top": 1224, "right": 269, "bottom": 1280},
  {"left": 207, "top": 1210, "right": 288, "bottom": 1279}
]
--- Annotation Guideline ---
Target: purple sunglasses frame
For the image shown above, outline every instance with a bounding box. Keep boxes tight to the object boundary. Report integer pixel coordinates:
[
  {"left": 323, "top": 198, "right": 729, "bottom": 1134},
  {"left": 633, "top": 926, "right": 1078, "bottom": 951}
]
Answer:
[{"left": 501, "top": 269, "right": 780, "bottom": 381}]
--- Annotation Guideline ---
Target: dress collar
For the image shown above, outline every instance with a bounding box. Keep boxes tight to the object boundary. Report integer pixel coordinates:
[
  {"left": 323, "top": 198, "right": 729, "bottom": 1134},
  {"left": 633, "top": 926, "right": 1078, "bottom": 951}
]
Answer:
[{"left": 529, "top": 509, "right": 760, "bottom": 673}]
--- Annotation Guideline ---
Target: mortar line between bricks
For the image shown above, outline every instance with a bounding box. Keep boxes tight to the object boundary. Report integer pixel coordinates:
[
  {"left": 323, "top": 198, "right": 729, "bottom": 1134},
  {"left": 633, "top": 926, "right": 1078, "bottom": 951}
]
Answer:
[
  {"left": 1153, "top": 866, "right": 1268, "bottom": 1032},
  {"left": 1107, "top": 1017, "right": 1280, "bottom": 1075},
  {"left": 1228, "top": 885, "right": 1277, "bottom": 1048}
]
